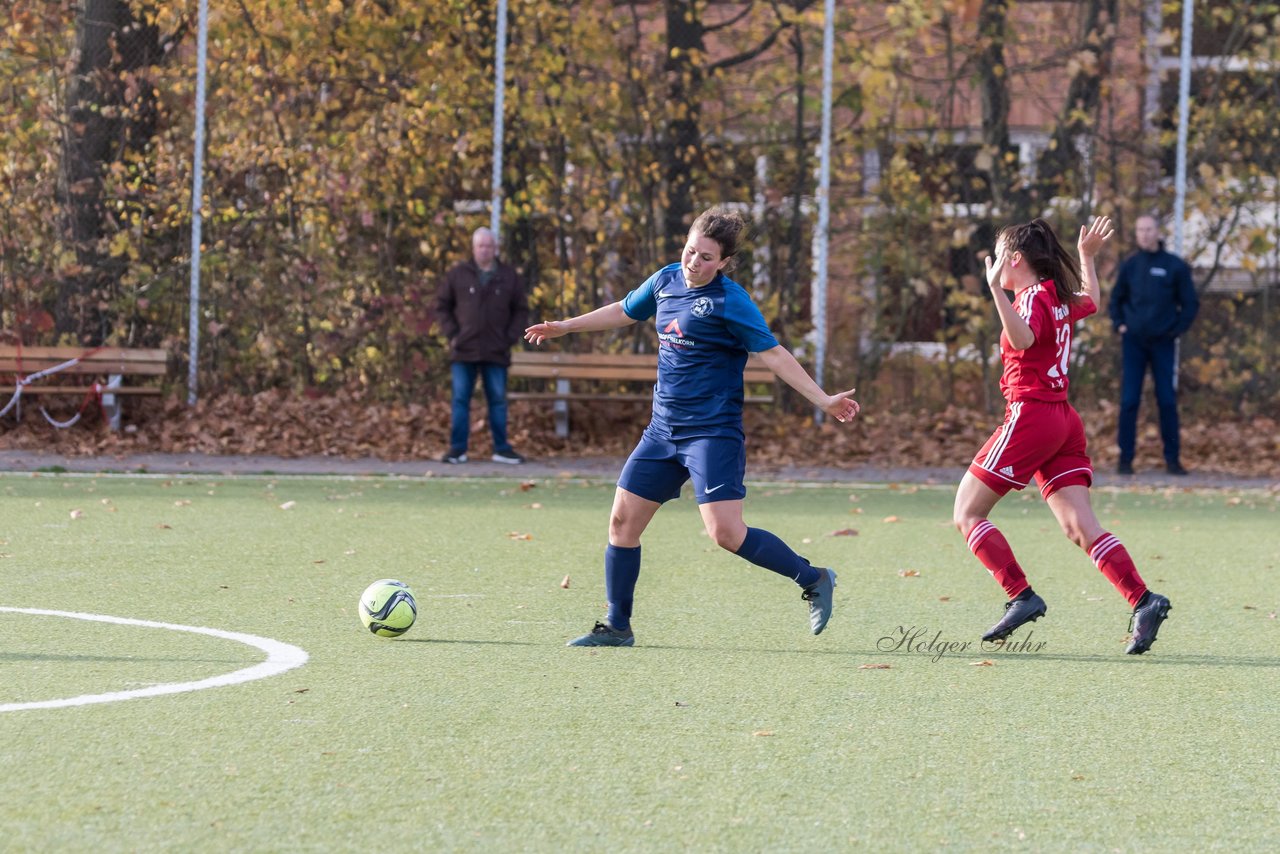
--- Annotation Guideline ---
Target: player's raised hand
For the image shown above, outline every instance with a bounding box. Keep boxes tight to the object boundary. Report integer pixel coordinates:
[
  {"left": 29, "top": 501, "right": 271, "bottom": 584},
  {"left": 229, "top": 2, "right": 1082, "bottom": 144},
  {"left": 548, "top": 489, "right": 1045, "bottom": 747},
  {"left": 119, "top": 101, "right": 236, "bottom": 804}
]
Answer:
[
  {"left": 524, "top": 321, "right": 568, "bottom": 346},
  {"left": 824, "top": 388, "right": 860, "bottom": 423},
  {"left": 984, "top": 247, "right": 1007, "bottom": 289},
  {"left": 1078, "top": 215, "right": 1114, "bottom": 259}
]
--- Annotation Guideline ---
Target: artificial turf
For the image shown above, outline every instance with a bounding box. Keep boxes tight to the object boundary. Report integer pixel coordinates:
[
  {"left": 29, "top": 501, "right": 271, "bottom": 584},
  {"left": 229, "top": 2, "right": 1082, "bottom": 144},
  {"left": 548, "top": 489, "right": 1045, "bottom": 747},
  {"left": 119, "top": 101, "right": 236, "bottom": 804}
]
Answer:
[{"left": 1, "top": 473, "right": 1277, "bottom": 850}]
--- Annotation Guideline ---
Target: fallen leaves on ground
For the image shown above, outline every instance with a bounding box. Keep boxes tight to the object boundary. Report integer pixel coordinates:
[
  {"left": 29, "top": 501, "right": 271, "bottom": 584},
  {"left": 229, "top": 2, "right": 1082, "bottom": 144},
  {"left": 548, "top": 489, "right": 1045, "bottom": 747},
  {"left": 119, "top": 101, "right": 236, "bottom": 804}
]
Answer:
[{"left": 1, "top": 394, "right": 1276, "bottom": 479}]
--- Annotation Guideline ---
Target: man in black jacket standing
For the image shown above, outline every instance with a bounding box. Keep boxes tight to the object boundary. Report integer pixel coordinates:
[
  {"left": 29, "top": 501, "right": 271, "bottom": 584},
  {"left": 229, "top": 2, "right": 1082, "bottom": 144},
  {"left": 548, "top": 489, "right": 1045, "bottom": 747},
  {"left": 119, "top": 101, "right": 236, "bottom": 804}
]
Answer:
[
  {"left": 1109, "top": 215, "right": 1200, "bottom": 475},
  {"left": 435, "top": 227, "right": 529, "bottom": 464}
]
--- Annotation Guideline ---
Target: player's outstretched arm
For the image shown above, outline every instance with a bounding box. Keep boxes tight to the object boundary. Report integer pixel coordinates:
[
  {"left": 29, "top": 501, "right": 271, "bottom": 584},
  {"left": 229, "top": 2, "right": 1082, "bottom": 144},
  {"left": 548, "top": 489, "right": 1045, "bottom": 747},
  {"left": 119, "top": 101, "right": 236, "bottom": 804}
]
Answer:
[
  {"left": 757, "top": 345, "right": 860, "bottom": 423},
  {"left": 524, "top": 301, "right": 635, "bottom": 345},
  {"left": 1077, "top": 215, "right": 1114, "bottom": 308}
]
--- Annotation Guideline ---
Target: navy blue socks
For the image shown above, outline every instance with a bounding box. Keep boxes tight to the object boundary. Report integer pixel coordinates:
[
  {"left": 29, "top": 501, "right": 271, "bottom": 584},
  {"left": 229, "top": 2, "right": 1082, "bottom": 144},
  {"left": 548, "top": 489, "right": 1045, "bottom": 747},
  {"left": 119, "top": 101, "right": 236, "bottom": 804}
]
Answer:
[
  {"left": 735, "top": 527, "right": 820, "bottom": 587},
  {"left": 605, "top": 530, "right": 816, "bottom": 630},
  {"left": 604, "top": 544, "right": 641, "bottom": 630}
]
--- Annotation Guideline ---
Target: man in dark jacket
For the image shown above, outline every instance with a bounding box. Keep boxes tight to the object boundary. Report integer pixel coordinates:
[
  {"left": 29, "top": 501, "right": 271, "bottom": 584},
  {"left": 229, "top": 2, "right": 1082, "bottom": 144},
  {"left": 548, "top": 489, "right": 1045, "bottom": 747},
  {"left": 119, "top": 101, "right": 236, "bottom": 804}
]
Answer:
[
  {"left": 1108, "top": 215, "right": 1199, "bottom": 475},
  {"left": 435, "top": 227, "right": 529, "bottom": 464}
]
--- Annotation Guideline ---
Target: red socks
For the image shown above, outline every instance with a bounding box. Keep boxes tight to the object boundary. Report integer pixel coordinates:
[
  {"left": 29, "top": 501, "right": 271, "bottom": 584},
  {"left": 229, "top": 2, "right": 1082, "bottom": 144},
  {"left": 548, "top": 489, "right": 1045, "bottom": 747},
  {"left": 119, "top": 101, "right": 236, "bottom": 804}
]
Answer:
[
  {"left": 966, "top": 521, "right": 1029, "bottom": 599},
  {"left": 1088, "top": 533, "right": 1147, "bottom": 607},
  {"left": 967, "top": 521, "right": 1147, "bottom": 608}
]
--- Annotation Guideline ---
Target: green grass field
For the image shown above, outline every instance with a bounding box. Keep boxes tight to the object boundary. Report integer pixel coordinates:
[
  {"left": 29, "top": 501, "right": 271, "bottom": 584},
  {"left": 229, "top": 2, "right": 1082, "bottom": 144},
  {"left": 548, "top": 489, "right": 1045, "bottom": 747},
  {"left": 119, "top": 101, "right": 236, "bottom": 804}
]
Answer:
[{"left": 2, "top": 472, "right": 1277, "bottom": 851}]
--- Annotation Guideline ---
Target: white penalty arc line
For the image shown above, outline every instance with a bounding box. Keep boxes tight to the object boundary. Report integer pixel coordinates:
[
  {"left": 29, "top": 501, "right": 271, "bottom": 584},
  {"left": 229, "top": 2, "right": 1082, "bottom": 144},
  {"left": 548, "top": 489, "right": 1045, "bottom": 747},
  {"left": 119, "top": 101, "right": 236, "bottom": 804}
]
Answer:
[{"left": 0, "top": 607, "right": 309, "bottom": 713}]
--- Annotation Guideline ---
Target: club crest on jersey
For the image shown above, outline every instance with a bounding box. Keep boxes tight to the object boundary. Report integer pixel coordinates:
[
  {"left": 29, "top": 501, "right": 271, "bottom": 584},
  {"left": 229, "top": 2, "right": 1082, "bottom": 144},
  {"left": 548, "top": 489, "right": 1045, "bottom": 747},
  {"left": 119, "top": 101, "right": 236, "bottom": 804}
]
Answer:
[{"left": 692, "top": 297, "right": 714, "bottom": 318}]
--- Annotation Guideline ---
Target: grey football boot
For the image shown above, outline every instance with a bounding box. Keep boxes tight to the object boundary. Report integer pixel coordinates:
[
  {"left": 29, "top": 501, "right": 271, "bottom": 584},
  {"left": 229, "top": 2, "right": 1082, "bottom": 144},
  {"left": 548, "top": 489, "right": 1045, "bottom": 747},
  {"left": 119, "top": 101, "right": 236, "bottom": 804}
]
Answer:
[
  {"left": 801, "top": 568, "right": 837, "bottom": 635},
  {"left": 567, "top": 621, "right": 635, "bottom": 647}
]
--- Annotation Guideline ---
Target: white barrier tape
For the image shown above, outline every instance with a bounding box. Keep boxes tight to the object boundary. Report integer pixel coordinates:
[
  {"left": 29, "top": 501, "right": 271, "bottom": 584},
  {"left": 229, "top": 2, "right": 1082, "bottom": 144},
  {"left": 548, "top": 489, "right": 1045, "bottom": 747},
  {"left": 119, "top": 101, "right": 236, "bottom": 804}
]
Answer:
[
  {"left": 0, "top": 384, "right": 22, "bottom": 419},
  {"left": 4, "top": 356, "right": 95, "bottom": 426},
  {"left": 40, "top": 407, "right": 83, "bottom": 429}
]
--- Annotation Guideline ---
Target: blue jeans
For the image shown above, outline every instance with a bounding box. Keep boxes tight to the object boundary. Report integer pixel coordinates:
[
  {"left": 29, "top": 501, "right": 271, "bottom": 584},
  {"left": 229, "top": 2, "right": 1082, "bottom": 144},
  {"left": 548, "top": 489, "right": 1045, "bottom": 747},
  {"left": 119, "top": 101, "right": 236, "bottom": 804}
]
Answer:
[
  {"left": 1117, "top": 334, "right": 1180, "bottom": 466},
  {"left": 449, "top": 362, "right": 512, "bottom": 455}
]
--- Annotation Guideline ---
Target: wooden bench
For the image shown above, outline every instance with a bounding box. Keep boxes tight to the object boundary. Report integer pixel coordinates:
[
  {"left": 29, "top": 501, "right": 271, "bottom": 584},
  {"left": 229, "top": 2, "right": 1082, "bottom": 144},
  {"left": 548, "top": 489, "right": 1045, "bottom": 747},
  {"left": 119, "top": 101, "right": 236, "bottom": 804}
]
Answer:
[
  {"left": 509, "top": 350, "right": 775, "bottom": 438},
  {"left": 0, "top": 345, "right": 168, "bottom": 430}
]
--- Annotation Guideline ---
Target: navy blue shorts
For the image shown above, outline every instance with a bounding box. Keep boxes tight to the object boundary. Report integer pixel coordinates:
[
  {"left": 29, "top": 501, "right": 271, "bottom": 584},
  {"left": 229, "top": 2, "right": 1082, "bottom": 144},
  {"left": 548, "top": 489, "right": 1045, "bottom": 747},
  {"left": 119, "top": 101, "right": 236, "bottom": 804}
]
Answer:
[{"left": 617, "top": 426, "right": 747, "bottom": 504}]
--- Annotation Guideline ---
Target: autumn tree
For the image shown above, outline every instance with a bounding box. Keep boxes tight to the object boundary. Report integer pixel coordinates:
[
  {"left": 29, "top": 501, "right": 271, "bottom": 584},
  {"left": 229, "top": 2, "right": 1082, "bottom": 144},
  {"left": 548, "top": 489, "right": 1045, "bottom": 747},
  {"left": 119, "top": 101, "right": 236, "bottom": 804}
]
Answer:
[
  {"left": 0, "top": 1, "right": 177, "bottom": 346},
  {"left": 3, "top": 0, "right": 1274, "bottom": 422}
]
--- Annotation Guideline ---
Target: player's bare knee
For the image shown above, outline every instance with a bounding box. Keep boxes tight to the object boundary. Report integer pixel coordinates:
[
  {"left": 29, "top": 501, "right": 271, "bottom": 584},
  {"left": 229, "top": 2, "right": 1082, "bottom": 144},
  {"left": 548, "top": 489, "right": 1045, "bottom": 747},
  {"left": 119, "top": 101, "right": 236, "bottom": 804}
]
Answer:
[
  {"left": 608, "top": 512, "right": 631, "bottom": 543},
  {"left": 953, "top": 513, "right": 979, "bottom": 537},
  {"left": 706, "top": 527, "right": 735, "bottom": 551},
  {"left": 698, "top": 518, "right": 740, "bottom": 552}
]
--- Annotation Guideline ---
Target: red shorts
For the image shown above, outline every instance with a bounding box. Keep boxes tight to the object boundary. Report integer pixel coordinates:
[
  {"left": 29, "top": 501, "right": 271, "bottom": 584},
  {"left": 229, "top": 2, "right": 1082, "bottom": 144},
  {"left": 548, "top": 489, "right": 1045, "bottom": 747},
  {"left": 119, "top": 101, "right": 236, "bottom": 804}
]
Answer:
[{"left": 969, "top": 400, "right": 1093, "bottom": 498}]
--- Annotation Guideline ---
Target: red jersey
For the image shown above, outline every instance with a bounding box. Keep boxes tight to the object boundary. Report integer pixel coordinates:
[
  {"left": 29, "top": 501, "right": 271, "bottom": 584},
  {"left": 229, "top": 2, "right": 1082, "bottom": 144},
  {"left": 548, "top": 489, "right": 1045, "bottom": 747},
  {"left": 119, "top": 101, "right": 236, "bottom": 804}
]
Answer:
[{"left": 999, "top": 282, "right": 1096, "bottom": 403}]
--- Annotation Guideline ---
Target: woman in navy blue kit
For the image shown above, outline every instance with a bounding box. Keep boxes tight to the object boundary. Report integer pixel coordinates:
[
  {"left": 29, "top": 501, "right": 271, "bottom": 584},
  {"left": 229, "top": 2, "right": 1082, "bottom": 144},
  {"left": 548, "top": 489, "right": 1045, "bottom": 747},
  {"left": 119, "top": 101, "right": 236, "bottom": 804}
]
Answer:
[{"left": 525, "top": 208, "right": 860, "bottom": 647}]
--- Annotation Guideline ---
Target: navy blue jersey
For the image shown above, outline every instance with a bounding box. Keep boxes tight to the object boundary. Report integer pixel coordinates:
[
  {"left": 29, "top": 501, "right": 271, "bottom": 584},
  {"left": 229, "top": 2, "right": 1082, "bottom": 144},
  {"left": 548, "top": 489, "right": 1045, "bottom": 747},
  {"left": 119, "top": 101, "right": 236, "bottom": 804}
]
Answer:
[
  {"left": 1108, "top": 245, "right": 1199, "bottom": 339},
  {"left": 622, "top": 263, "right": 778, "bottom": 431}
]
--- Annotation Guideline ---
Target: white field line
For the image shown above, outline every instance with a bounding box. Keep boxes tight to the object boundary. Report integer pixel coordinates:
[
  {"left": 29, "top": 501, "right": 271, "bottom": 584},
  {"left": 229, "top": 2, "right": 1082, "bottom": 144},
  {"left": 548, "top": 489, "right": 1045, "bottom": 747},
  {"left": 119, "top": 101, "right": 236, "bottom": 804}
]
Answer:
[{"left": 0, "top": 607, "right": 308, "bottom": 713}]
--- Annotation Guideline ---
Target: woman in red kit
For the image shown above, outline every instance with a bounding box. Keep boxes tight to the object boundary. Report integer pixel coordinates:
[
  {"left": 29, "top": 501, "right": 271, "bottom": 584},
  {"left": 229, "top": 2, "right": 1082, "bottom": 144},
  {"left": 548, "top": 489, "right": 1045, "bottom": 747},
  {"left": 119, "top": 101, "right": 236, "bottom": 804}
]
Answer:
[{"left": 953, "top": 215, "right": 1172, "bottom": 654}]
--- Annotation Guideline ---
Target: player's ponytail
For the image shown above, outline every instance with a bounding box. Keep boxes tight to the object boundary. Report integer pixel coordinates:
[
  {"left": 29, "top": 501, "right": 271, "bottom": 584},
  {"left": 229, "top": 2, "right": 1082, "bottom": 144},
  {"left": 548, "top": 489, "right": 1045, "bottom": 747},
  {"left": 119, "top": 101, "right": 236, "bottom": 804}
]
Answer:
[
  {"left": 690, "top": 207, "right": 747, "bottom": 274},
  {"left": 999, "top": 218, "right": 1082, "bottom": 303}
]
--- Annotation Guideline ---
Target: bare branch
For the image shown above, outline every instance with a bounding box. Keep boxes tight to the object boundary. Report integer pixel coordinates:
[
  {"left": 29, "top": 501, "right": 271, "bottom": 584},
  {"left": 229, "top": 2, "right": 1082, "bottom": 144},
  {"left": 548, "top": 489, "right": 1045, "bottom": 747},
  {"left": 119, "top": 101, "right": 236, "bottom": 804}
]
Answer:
[
  {"left": 705, "top": 2, "right": 755, "bottom": 34},
  {"left": 709, "top": 23, "right": 786, "bottom": 72}
]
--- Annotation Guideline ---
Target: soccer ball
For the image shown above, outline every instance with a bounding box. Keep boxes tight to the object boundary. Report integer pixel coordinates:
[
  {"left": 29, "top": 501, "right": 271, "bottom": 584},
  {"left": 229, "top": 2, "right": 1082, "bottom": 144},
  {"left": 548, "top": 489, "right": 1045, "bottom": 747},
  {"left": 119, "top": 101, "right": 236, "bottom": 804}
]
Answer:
[{"left": 358, "top": 579, "right": 417, "bottom": 637}]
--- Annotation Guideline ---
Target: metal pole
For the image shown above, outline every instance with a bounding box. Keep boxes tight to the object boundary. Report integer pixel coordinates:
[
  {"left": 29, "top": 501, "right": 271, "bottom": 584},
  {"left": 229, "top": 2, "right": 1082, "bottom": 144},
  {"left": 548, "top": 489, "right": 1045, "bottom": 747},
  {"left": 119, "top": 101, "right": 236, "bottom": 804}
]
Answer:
[
  {"left": 812, "top": 0, "right": 834, "bottom": 422},
  {"left": 187, "top": 0, "right": 209, "bottom": 405},
  {"left": 1173, "top": 0, "right": 1194, "bottom": 255},
  {"left": 490, "top": 0, "right": 508, "bottom": 243}
]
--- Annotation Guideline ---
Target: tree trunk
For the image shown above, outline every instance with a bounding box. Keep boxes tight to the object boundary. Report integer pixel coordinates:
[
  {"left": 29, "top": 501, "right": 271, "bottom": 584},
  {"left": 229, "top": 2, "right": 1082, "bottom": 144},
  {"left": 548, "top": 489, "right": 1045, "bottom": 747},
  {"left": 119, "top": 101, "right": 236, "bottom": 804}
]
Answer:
[
  {"left": 1035, "top": 0, "right": 1118, "bottom": 204},
  {"left": 662, "top": 0, "right": 705, "bottom": 255},
  {"left": 59, "top": 0, "right": 164, "bottom": 342},
  {"left": 976, "top": 0, "right": 1015, "bottom": 217}
]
